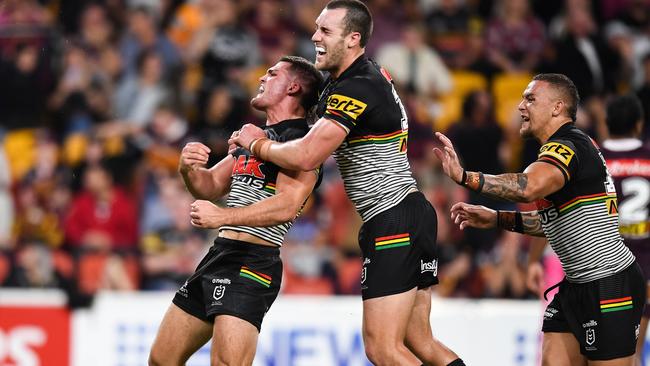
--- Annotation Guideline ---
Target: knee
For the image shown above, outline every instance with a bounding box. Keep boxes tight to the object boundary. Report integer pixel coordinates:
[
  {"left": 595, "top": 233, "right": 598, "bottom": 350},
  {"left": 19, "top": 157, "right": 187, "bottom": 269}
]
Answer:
[
  {"left": 148, "top": 352, "right": 164, "bottom": 366},
  {"left": 364, "top": 339, "right": 403, "bottom": 365}
]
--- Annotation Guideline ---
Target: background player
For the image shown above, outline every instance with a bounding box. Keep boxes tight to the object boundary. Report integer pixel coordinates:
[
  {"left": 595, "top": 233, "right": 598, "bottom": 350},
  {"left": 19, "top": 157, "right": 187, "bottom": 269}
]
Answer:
[
  {"left": 601, "top": 94, "right": 649, "bottom": 366},
  {"left": 148, "top": 56, "right": 322, "bottom": 366}
]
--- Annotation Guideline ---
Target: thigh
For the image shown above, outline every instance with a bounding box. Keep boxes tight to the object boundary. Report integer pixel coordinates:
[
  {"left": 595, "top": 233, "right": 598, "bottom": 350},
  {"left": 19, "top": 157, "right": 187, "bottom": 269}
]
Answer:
[
  {"left": 211, "top": 315, "right": 259, "bottom": 366},
  {"left": 588, "top": 355, "right": 635, "bottom": 366},
  {"left": 363, "top": 287, "right": 417, "bottom": 343},
  {"left": 542, "top": 332, "right": 587, "bottom": 366},
  {"left": 150, "top": 303, "right": 213, "bottom": 365}
]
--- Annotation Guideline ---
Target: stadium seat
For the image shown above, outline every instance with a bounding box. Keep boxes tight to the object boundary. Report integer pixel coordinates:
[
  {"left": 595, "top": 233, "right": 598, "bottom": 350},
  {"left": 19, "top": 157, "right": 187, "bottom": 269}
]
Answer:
[
  {"left": 492, "top": 72, "right": 532, "bottom": 128},
  {"left": 281, "top": 267, "right": 334, "bottom": 295},
  {"left": 436, "top": 71, "right": 487, "bottom": 132},
  {"left": 3, "top": 128, "right": 37, "bottom": 183},
  {"left": 62, "top": 133, "right": 89, "bottom": 166}
]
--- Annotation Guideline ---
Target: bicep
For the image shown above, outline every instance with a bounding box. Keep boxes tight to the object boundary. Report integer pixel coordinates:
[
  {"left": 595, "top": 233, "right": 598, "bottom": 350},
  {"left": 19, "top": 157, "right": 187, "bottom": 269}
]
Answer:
[{"left": 523, "top": 161, "right": 567, "bottom": 198}]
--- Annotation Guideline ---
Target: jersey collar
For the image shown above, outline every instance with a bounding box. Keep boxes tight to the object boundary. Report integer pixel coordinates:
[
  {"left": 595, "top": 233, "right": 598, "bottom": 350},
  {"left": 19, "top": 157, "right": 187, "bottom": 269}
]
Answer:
[{"left": 602, "top": 138, "right": 643, "bottom": 151}]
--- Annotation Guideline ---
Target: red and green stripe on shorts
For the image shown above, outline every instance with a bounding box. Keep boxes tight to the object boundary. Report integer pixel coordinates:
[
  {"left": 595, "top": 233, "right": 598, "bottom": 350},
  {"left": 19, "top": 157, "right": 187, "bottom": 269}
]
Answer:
[
  {"left": 240, "top": 266, "right": 272, "bottom": 288},
  {"left": 375, "top": 233, "right": 411, "bottom": 251}
]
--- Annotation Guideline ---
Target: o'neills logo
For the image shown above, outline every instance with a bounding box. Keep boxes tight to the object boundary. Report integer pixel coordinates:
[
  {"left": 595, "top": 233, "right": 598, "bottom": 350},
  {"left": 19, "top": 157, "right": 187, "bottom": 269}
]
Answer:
[
  {"left": 212, "top": 278, "right": 231, "bottom": 284},
  {"left": 421, "top": 259, "right": 438, "bottom": 275},
  {"left": 582, "top": 320, "right": 598, "bottom": 328},
  {"left": 606, "top": 159, "right": 650, "bottom": 177}
]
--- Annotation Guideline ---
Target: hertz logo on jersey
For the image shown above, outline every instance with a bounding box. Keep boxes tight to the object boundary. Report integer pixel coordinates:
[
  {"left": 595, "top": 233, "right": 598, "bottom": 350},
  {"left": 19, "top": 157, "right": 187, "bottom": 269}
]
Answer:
[
  {"left": 539, "top": 142, "right": 575, "bottom": 166},
  {"left": 326, "top": 94, "right": 367, "bottom": 121}
]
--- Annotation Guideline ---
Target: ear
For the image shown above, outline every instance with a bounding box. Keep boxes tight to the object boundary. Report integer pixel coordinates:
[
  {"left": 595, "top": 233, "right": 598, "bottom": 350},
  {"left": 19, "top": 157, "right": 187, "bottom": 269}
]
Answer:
[
  {"left": 287, "top": 81, "right": 301, "bottom": 96},
  {"left": 634, "top": 119, "right": 644, "bottom": 137},
  {"left": 347, "top": 32, "right": 361, "bottom": 48},
  {"left": 551, "top": 100, "right": 563, "bottom": 118}
]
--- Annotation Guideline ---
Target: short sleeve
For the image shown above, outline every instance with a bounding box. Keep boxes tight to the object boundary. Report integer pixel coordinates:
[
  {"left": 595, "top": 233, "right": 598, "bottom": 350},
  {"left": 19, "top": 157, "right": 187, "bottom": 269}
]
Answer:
[
  {"left": 536, "top": 139, "right": 579, "bottom": 182},
  {"left": 323, "top": 78, "right": 375, "bottom": 133}
]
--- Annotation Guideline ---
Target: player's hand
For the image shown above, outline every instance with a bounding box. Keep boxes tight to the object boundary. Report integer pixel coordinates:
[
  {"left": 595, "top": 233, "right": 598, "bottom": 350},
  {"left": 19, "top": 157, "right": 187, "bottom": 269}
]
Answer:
[
  {"left": 432, "top": 132, "right": 464, "bottom": 184},
  {"left": 526, "top": 261, "right": 545, "bottom": 296},
  {"left": 228, "top": 130, "right": 240, "bottom": 155},
  {"left": 190, "top": 200, "right": 225, "bottom": 229},
  {"left": 229, "top": 124, "right": 266, "bottom": 151},
  {"left": 179, "top": 142, "right": 211, "bottom": 174},
  {"left": 450, "top": 202, "right": 497, "bottom": 230}
]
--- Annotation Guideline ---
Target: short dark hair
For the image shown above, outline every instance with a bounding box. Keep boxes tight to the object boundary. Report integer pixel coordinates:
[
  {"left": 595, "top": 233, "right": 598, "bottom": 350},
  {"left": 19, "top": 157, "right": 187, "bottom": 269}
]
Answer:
[
  {"left": 280, "top": 55, "right": 324, "bottom": 111},
  {"left": 326, "top": 0, "right": 373, "bottom": 48},
  {"left": 606, "top": 94, "right": 644, "bottom": 136},
  {"left": 533, "top": 73, "right": 580, "bottom": 122}
]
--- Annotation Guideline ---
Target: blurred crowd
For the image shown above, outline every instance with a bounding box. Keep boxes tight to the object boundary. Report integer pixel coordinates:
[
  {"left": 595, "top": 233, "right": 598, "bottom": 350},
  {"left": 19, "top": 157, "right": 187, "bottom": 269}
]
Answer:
[{"left": 0, "top": 0, "right": 649, "bottom": 306}]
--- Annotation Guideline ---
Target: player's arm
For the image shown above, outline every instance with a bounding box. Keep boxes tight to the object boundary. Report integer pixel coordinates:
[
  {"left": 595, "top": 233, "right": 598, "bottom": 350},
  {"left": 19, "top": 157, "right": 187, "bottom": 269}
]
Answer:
[
  {"left": 435, "top": 132, "right": 567, "bottom": 202},
  {"left": 190, "top": 168, "right": 318, "bottom": 228},
  {"left": 233, "top": 118, "right": 347, "bottom": 171},
  {"left": 179, "top": 142, "right": 234, "bottom": 200},
  {"left": 450, "top": 202, "right": 546, "bottom": 237}
]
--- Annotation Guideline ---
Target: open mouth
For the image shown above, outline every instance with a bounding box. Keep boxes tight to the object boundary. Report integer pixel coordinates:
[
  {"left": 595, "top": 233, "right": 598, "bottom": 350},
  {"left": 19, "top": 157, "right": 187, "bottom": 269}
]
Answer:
[
  {"left": 315, "top": 46, "right": 326, "bottom": 57},
  {"left": 521, "top": 115, "right": 530, "bottom": 122}
]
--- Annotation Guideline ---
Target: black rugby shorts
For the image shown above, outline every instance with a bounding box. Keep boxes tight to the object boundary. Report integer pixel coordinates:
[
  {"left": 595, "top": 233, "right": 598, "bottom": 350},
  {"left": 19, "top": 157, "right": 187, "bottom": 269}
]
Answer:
[
  {"left": 358, "top": 191, "right": 439, "bottom": 300},
  {"left": 542, "top": 262, "right": 645, "bottom": 360},
  {"left": 172, "top": 237, "right": 282, "bottom": 331}
]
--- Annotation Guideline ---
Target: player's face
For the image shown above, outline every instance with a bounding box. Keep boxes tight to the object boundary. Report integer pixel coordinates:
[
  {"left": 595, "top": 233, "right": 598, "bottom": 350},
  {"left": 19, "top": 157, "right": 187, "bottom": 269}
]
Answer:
[
  {"left": 251, "top": 61, "right": 294, "bottom": 110},
  {"left": 312, "top": 8, "right": 348, "bottom": 72},
  {"left": 518, "top": 80, "right": 554, "bottom": 139}
]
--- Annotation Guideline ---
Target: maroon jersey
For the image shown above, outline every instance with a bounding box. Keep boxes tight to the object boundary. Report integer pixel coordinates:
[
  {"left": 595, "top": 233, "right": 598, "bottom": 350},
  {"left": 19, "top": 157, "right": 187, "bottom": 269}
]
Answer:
[{"left": 601, "top": 138, "right": 650, "bottom": 273}]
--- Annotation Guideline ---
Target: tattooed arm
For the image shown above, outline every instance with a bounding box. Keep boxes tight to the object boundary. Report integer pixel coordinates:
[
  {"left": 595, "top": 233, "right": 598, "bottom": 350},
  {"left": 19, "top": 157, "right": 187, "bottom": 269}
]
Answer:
[
  {"left": 434, "top": 132, "right": 566, "bottom": 202},
  {"left": 450, "top": 202, "right": 546, "bottom": 237}
]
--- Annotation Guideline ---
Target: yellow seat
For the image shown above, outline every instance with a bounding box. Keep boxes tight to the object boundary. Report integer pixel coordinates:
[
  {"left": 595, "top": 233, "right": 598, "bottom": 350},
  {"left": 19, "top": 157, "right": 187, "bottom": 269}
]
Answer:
[
  {"left": 492, "top": 73, "right": 532, "bottom": 128},
  {"left": 63, "top": 133, "right": 89, "bottom": 166},
  {"left": 435, "top": 71, "right": 487, "bottom": 132},
  {"left": 3, "top": 129, "right": 37, "bottom": 182}
]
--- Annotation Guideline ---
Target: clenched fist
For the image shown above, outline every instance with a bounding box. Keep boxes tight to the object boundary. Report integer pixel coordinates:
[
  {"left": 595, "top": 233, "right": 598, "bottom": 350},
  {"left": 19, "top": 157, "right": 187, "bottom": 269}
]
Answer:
[{"left": 179, "top": 142, "right": 211, "bottom": 174}]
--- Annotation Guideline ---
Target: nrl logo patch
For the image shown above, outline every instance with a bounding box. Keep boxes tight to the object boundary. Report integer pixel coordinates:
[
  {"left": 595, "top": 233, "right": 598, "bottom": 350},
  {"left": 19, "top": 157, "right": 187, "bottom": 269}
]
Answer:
[
  {"left": 361, "top": 267, "right": 367, "bottom": 284},
  {"left": 586, "top": 328, "right": 595, "bottom": 346},
  {"left": 213, "top": 284, "right": 226, "bottom": 300}
]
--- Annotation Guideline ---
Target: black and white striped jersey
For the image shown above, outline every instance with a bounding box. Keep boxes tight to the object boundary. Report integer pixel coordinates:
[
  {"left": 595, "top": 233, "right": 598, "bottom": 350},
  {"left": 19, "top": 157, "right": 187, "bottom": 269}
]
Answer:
[
  {"left": 534, "top": 123, "right": 635, "bottom": 283},
  {"left": 317, "top": 56, "right": 417, "bottom": 222},
  {"left": 221, "top": 118, "right": 320, "bottom": 246}
]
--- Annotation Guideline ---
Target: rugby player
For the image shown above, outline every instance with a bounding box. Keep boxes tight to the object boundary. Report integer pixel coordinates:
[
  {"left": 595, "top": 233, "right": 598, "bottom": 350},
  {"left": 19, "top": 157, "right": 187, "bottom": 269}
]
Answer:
[
  {"left": 601, "top": 94, "right": 649, "bottom": 366},
  {"left": 148, "top": 56, "right": 322, "bottom": 366},
  {"left": 438, "top": 74, "right": 645, "bottom": 365},
  {"left": 231, "top": 1, "right": 465, "bottom": 365}
]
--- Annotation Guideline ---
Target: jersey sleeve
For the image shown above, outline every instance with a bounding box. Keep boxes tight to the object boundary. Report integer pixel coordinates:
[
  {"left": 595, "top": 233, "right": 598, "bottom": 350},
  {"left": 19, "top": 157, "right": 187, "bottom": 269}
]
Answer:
[
  {"left": 322, "top": 78, "right": 375, "bottom": 133},
  {"left": 536, "top": 139, "right": 579, "bottom": 182}
]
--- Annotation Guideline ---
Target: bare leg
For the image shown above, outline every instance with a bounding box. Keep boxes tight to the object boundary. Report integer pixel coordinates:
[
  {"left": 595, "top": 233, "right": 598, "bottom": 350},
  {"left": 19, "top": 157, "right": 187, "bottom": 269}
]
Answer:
[
  {"left": 405, "top": 286, "right": 460, "bottom": 366},
  {"left": 149, "top": 304, "right": 213, "bottom": 366},
  {"left": 541, "top": 332, "right": 587, "bottom": 366},
  {"left": 363, "top": 288, "right": 421, "bottom": 366},
  {"left": 211, "top": 315, "right": 259, "bottom": 366},
  {"left": 635, "top": 316, "right": 649, "bottom": 366}
]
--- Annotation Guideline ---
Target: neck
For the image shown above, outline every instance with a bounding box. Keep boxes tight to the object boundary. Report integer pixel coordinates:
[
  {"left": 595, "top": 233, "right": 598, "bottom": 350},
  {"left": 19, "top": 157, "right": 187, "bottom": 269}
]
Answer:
[
  {"left": 265, "top": 103, "right": 304, "bottom": 126},
  {"left": 538, "top": 119, "right": 573, "bottom": 143},
  {"left": 331, "top": 49, "right": 365, "bottom": 79}
]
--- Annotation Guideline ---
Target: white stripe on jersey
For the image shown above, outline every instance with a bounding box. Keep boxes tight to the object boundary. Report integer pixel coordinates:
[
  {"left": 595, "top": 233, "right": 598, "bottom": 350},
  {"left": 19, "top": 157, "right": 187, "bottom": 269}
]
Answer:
[
  {"left": 543, "top": 200, "right": 635, "bottom": 283},
  {"left": 220, "top": 179, "right": 293, "bottom": 247},
  {"left": 334, "top": 131, "right": 417, "bottom": 222}
]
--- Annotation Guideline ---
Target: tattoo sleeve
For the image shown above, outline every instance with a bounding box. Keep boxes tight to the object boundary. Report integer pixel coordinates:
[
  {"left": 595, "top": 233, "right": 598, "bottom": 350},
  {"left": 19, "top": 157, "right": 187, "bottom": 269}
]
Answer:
[
  {"left": 497, "top": 210, "right": 545, "bottom": 236},
  {"left": 521, "top": 210, "right": 545, "bottom": 237},
  {"left": 480, "top": 173, "right": 529, "bottom": 202}
]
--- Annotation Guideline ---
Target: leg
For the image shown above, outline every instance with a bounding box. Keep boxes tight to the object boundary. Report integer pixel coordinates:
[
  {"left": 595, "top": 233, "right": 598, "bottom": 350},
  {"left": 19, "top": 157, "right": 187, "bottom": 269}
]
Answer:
[
  {"left": 211, "top": 315, "right": 259, "bottom": 366},
  {"left": 541, "top": 332, "right": 587, "bottom": 366},
  {"left": 149, "top": 304, "right": 213, "bottom": 366},
  {"left": 404, "top": 286, "right": 460, "bottom": 366},
  {"left": 363, "top": 288, "right": 421, "bottom": 366}
]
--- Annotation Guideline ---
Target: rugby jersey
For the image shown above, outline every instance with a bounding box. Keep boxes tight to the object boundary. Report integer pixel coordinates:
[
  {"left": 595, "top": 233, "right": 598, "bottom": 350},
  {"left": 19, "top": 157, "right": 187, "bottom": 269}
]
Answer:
[
  {"left": 316, "top": 55, "right": 417, "bottom": 221},
  {"left": 220, "top": 118, "right": 321, "bottom": 246},
  {"left": 601, "top": 138, "right": 650, "bottom": 258},
  {"left": 534, "top": 123, "right": 635, "bottom": 283}
]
